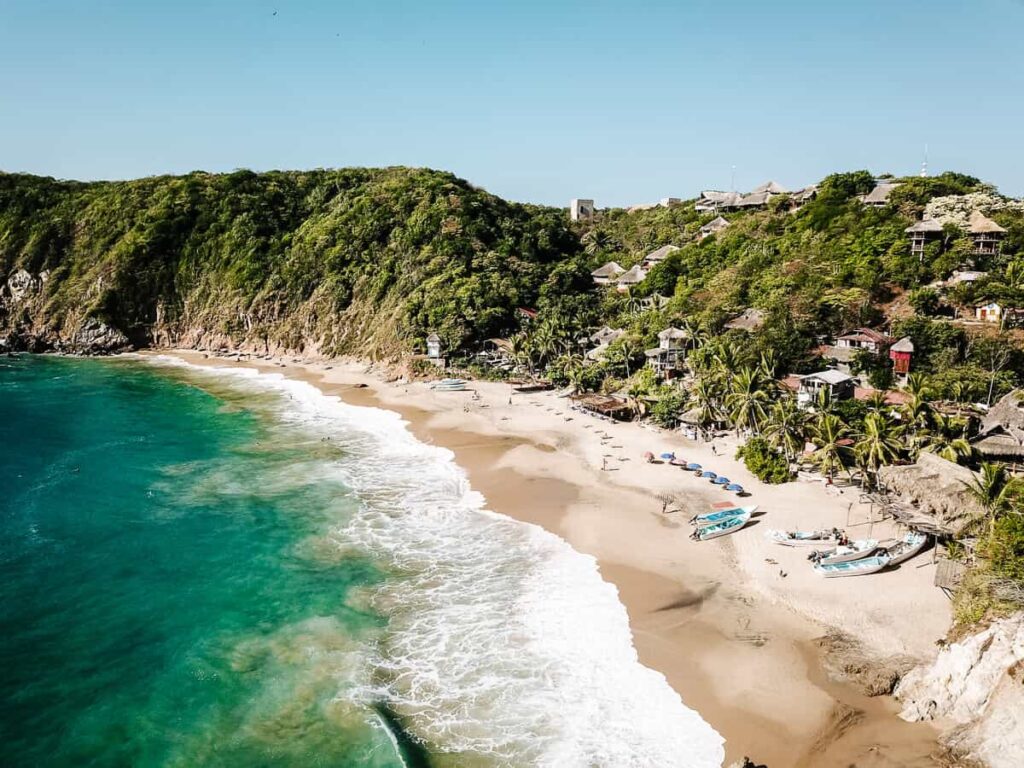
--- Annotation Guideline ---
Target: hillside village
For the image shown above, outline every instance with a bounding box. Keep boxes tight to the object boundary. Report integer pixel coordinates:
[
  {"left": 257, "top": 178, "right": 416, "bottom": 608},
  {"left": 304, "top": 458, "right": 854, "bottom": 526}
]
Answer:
[{"left": 420, "top": 170, "right": 1024, "bottom": 632}]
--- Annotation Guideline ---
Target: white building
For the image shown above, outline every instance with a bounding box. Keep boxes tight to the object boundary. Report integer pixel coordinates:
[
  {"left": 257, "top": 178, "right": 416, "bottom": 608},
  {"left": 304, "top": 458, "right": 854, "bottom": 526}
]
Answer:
[{"left": 570, "top": 199, "right": 595, "bottom": 221}]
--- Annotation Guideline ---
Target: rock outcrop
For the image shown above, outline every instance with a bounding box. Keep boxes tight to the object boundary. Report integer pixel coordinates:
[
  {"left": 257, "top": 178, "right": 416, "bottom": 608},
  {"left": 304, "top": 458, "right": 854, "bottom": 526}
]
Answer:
[{"left": 896, "top": 614, "right": 1024, "bottom": 767}]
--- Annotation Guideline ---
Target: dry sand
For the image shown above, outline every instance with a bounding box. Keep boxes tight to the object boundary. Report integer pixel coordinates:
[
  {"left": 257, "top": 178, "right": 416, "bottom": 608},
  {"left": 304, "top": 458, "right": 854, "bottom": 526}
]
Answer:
[{"left": 164, "top": 350, "right": 953, "bottom": 767}]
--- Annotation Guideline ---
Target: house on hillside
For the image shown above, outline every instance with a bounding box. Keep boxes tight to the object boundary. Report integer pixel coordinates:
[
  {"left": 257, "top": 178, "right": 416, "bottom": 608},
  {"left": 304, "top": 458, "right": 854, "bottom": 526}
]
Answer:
[
  {"left": 591, "top": 261, "right": 625, "bottom": 285},
  {"left": 971, "top": 390, "right": 1024, "bottom": 465},
  {"left": 947, "top": 270, "right": 987, "bottom": 286},
  {"left": 968, "top": 211, "right": 1007, "bottom": 257},
  {"left": 723, "top": 308, "right": 766, "bottom": 332},
  {"left": 860, "top": 182, "right": 901, "bottom": 207},
  {"left": 698, "top": 216, "right": 730, "bottom": 240},
  {"left": 889, "top": 337, "right": 914, "bottom": 376},
  {"left": 906, "top": 218, "right": 944, "bottom": 259},
  {"left": 570, "top": 199, "right": 595, "bottom": 221},
  {"left": 644, "top": 327, "right": 689, "bottom": 379},
  {"left": 818, "top": 328, "right": 892, "bottom": 375},
  {"left": 615, "top": 265, "right": 647, "bottom": 291},
  {"left": 975, "top": 302, "right": 1003, "bottom": 323},
  {"left": 695, "top": 190, "right": 740, "bottom": 212},
  {"left": 642, "top": 244, "right": 680, "bottom": 269},
  {"left": 586, "top": 327, "right": 625, "bottom": 361},
  {"left": 796, "top": 370, "right": 855, "bottom": 407}
]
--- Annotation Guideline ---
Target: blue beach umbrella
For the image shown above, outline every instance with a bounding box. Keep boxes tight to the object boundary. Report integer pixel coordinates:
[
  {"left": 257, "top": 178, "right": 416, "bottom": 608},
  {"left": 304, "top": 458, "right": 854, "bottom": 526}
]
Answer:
[
  {"left": 712, "top": 476, "right": 730, "bottom": 485},
  {"left": 660, "top": 452, "right": 675, "bottom": 460},
  {"left": 702, "top": 471, "right": 718, "bottom": 479},
  {"left": 686, "top": 462, "right": 702, "bottom": 470},
  {"left": 726, "top": 483, "right": 744, "bottom": 494}
]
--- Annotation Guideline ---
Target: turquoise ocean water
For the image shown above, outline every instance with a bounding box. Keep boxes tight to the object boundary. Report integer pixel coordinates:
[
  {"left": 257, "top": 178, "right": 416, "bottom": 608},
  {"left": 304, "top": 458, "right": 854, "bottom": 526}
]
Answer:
[
  {"left": 0, "top": 354, "right": 724, "bottom": 768},
  {"left": 0, "top": 355, "right": 402, "bottom": 767}
]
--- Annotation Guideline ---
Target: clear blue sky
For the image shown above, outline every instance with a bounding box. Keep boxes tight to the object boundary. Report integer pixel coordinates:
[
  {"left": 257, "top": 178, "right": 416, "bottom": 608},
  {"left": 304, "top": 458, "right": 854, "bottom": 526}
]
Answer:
[{"left": 2, "top": 0, "right": 1023, "bottom": 206}]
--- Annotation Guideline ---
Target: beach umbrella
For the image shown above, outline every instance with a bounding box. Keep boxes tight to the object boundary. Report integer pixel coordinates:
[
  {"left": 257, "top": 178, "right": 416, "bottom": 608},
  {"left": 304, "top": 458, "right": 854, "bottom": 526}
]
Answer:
[
  {"left": 702, "top": 471, "right": 718, "bottom": 480},
  {"left": 686, "top": 462, "right": 702, "bottom": 470},
  {"left": 726, "top": 483, "right": 744, "bottom": 494},
  {"left": 643, "top": 451, "right": 655, "bottom": 463},
  {"left": 713, "top": 477, "right": 730, "bottom": 485},
  {"left": 660, "top": 452, "right": 675, "bottom": 460}
]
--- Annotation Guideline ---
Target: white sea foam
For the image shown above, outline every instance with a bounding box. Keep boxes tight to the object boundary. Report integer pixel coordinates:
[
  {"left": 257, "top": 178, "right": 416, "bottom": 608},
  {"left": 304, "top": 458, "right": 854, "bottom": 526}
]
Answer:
[{"left": 146, "top": 356, "right": 725, "bottom": 768}]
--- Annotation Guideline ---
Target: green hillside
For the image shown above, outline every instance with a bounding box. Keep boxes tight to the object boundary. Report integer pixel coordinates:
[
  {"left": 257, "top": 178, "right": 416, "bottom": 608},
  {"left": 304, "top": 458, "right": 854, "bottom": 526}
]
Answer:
[{"left": 0, "top": 167, "right": 579, "bottom": 356}]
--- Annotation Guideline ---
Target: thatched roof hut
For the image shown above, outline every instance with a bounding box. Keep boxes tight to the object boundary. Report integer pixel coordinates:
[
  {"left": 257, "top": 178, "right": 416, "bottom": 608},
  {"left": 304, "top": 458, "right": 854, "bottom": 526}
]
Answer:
[
  {"left": 972, "top": 390, "right": 1024, "bottom": 460},
  {"left": 877, "top": 452, "right": 981, "bottom": 537},
  {"left": 724, "top": 308, "right": 766, "bottom": 332}
]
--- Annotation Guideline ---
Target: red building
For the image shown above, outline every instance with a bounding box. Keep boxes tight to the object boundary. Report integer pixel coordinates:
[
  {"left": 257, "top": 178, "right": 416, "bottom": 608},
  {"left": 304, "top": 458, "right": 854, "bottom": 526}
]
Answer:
[{"left": 889, "top": 337, "right": 914, "bottom": 375}]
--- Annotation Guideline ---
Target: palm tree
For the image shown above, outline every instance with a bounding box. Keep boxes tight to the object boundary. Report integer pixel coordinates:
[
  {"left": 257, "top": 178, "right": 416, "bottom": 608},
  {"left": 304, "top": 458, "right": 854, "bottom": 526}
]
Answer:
[
  {"left": 689, "top": 376, "right": 723, "bottom": 437},
  {"left": 763, "top": 396, "right": 808, "bottom": 463},
  {"left": 626, "top": 380, "right": 653, "bottom": 420},
  {"left": 810, "top": 413, "right": 853, "bottom": 481},
  {"left": 962, "top": 462, "right": 1016, "bottom": 542},
  {"left": 726, "top": 366, "right": 772, "bottom": 436},
  {"left": 855, "top": 412, "right": 904, "bottom": 487},
  {"left": 582, "top": 230, "right": 619, "bottom": 257},
  {"left": 863, "top": 390, "right": 889, "bottom": 414},
  {"left": 920, "top": 413, "right": 974, "bottom": 464}
]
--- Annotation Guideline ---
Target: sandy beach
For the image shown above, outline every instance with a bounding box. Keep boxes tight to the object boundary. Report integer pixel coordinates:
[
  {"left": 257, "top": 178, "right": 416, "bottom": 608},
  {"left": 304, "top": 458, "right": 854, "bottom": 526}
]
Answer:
[{"left": 164, "top": 350, "right": 953, "bottom": 766}]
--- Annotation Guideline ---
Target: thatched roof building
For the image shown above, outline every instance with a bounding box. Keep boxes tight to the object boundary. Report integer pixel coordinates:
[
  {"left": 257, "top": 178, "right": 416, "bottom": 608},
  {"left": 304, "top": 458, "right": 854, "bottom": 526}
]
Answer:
[
  {"left": 878, "top": 452, "right": 982, "bottom": 537},
  {"left": 724, "top": 308, "right": 766, "bottom": 332},
  {"left": 972, "top": 390, "right": 1024, "bottom": 461},
  {"left": 860, "top": 182, "right": 900, "bottom": 206},
  {"left": 643, "top": 244, "right": 680, "bottom": 266}
]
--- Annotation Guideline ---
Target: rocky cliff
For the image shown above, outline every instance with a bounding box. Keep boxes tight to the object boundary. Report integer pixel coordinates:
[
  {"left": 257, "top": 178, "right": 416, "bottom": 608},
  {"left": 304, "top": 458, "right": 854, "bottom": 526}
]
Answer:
[{"left": 896, "top": 614, "right": 1024, "bottom": 767}]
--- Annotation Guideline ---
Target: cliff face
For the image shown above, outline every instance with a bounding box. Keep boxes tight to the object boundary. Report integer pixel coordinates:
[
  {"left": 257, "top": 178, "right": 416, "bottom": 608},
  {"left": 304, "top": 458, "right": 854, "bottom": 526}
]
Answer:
[
  {"left": 0, "top": 168, "right": 581, "bottom": 357},
  {"left": 896, "top": 614, "right": 1024, "bottom": 767}
]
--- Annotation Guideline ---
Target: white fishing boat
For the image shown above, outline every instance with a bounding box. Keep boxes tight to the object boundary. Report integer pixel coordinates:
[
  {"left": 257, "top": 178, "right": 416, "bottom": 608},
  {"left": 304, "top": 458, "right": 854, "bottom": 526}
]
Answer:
[
  {"left": 809, "top": 539, "right": 878, "bottom": 565},
  {"left": 814, "top": 554, "right": 891, "bottom": 578},
  {"left": 430, "top": 378, "right": 467, "bottom": 392},
  {"left": 691, "top": 505, "right": 758, "bottom": 528},
  {"left": 692, "top": 510, "right": 752, "bottom": 541},
  {"left": 766, "top": 528, "right": 839, "bottom": 547},
  {"left": 882, "top": 531, "right": 929, "bottom": 566}
]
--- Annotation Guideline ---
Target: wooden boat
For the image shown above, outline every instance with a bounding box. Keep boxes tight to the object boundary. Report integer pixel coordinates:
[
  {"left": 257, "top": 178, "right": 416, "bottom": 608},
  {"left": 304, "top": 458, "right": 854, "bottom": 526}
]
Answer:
[
  {"left": 691, "top": 505, "right": 758, "bottom": 528},
  {"left": 882, "top": 531, "right": 929, "bottom": 566},
  {"left": 511, "top": 380, "right": 553, "bottom": 393},
  {"left": 814, "top": 554, "right": 891, "bottom": 578},
  {"left": 693, "top": 510, "right": 752, "bottom": 541},
  {"left": 766, "top": 529, "right": 839, "bottom": 547},
  {"left": 430, "top": 378, "right": 467, "bottom": 391},
  {"left": 810, "top": 539, "right": 878, "bottom": 565}
]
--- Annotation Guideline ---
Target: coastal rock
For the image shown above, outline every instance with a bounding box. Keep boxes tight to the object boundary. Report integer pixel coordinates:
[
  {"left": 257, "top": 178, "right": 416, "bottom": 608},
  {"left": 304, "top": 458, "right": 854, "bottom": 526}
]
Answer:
[
  {"left": 6, "top": 269, "right": 40, "bottom": 302},
  {"left": 69, "top": 318, "right": 131, "bottom": 355},
  {"left": 896, "top": 614, "right": 1024, "bottom": 768},
  {"left": 815, "top": 630, "right": 917, "bottom": 696}
]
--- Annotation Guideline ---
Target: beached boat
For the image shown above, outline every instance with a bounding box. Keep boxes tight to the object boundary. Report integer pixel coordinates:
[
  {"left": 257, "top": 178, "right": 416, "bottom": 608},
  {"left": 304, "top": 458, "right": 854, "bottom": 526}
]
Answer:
[
  {"left": 511, "top": 380, "right": 552, "bottom": 393},
  {"left": 766, "top": 529, "right": 839, "bottom": 547},
  {"left": 430, "top": 378, "right": 467, "bottom": 391},
  {"left": 691, "top": 505, "right": 758, "bottom": 528},
  {"left": 882, "top": 531, "right": 929, "bottom": 566},
  {"left": 809, "top": 539, "right": 878, "bottom": 565},
  {"left": 692, "top": 510, "right": 752, "bottom": 541},
  {"left": 814, "top": 554, "right": 891, "bottom": 578}
]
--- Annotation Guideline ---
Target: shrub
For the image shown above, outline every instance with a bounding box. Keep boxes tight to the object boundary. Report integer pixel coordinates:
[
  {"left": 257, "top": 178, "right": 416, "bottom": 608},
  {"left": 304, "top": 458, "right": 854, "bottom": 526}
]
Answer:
[{"left": 736, "top": 437, "right": 791, "bottom": 484}]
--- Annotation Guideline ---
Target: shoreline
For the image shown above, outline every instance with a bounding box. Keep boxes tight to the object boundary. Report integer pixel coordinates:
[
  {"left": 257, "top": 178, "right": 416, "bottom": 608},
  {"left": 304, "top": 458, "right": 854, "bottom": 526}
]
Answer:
[{"left": 158, "top": 350, "right": 951, "bottom": 766}]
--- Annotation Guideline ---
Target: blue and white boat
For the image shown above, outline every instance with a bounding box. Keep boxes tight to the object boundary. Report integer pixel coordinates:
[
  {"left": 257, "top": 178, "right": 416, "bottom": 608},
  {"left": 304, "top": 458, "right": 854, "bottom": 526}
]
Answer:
[
  {"left": 692, "top": 510, "right": 752, "bottom": 541},
  {"left": 883, "top": 531, "right": 929, "bottom": 566},
  {"left": 691, "top": 505, "right": 758, "bottom": 528},
  {"left": 809, "top": 539, "right": 878, "bottom": 565},
  {"left": 813, "top": 554, "right": 891, "bottom": 578}
]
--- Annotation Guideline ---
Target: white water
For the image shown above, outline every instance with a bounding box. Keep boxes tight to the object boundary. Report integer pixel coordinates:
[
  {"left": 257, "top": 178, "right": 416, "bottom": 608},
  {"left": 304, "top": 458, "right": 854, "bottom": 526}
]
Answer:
[{"left": 149, "top": 356, "right": 725, "bottom": 768}]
